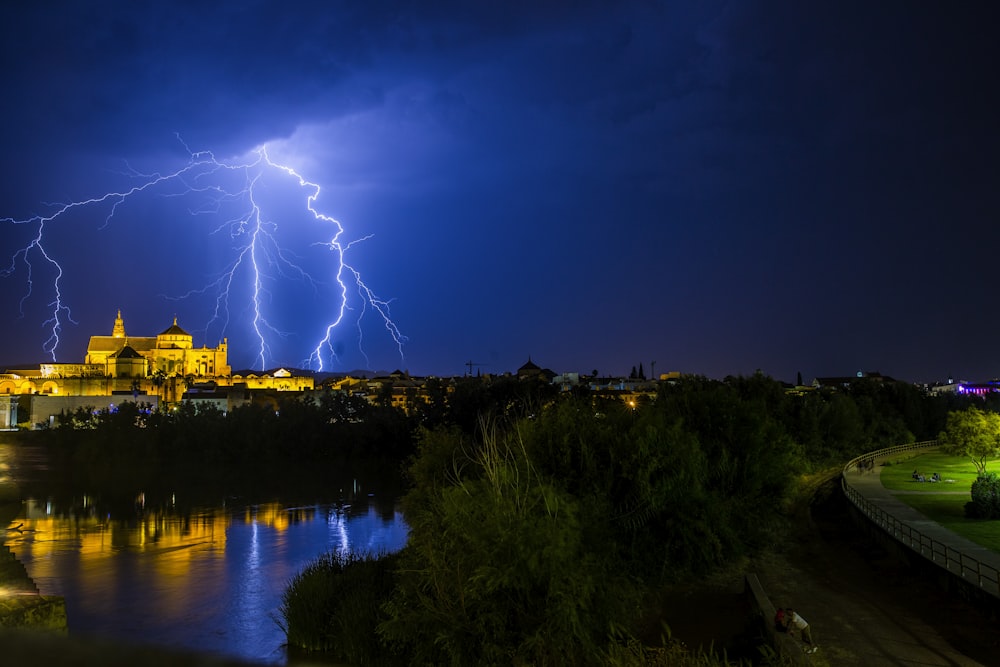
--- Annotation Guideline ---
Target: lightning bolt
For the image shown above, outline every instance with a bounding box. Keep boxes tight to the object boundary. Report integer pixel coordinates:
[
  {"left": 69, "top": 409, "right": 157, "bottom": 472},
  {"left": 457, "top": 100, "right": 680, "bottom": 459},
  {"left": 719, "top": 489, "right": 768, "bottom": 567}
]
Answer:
[{"left": 0, "top": 137, "right": 406, "bottom": 371}]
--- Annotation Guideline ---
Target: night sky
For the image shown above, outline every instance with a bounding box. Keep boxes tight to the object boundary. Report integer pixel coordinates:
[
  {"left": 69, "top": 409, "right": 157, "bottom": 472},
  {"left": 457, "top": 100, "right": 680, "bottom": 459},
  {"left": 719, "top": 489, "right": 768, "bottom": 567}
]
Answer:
[{"left": 1, "top": 2, "right": 997, "bottom": 383}]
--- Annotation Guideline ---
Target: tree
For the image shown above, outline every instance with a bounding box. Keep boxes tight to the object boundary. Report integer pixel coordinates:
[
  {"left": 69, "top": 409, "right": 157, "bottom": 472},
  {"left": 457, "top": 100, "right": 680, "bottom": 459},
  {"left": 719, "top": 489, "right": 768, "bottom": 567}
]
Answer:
[
  {"left": 318, "top": 388, "right": 370, "bottom": 424},
  {"left": 376, "top": 381, "right": 394, "bottom": 407},
  {"left": 415, "top": 376, "right": 450, "bottom": 428},
  {"left": 939, "top": 406, "right": 1000, "bottom": 475},
  {"left": 381, "top": 425, "right": 634, "bottom": 665}
]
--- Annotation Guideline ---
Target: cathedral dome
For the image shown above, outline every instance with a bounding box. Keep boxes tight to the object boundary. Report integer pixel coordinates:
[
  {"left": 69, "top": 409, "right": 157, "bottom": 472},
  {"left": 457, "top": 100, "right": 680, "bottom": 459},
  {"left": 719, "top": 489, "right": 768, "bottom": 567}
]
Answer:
[
  {"left": 157, "top": 317, "right": 193, "bottom": 350},
  {"left": 159, "top": 317, "right": 191, "bottom": 337}
]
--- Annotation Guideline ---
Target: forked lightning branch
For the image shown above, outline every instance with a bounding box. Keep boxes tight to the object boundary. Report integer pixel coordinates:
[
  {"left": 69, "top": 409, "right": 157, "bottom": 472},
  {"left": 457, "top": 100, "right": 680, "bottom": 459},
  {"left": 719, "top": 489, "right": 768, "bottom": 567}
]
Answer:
[{"left": 0, "top": 140, "right": 406, "bottom": 371}]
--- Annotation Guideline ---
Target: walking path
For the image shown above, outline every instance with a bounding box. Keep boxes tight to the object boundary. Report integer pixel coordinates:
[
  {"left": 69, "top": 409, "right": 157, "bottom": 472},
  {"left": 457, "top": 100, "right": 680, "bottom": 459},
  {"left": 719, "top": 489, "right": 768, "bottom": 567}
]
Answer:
[
  {"left": 753, "top": 464, "right": 1000, "bottom": 667},
  {"left": 845, "top": 464, "right": 1000, "bottom": 597}
]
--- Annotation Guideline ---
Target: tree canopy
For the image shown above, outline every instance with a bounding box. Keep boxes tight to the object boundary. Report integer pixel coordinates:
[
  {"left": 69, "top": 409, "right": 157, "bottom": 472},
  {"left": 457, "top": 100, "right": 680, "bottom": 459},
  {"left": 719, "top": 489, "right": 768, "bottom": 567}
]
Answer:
[{"left": 939, "top": 406, "right": 1000, "bottom": 475}]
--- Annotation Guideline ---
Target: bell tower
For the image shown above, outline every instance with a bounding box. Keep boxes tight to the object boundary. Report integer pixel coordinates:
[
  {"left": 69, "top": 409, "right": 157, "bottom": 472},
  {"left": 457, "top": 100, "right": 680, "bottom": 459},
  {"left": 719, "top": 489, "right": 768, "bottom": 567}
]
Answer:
[{"left": 112, "top": 309, "right": 126, "bottom": 338}]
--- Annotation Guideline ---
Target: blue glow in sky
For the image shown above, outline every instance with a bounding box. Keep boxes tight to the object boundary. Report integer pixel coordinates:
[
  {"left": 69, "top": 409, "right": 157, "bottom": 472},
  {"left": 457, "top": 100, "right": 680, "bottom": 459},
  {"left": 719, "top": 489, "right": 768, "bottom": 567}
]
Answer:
[
  {"left": 1, "top": 142, "right": 405, "bottom": 372},
  {"left": 1, "top": 2, "right": 997, "bottom": 382}
]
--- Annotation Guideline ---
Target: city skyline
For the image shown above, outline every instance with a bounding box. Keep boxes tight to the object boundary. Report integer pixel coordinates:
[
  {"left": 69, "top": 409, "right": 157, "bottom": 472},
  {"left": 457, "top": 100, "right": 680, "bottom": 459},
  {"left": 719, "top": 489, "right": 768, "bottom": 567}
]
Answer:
[
  {"left": 1, "top": 3, "right": 997, "bottom": 383},
  {"left": 0, "top": 307, "right": 982, "bottom": 388}
]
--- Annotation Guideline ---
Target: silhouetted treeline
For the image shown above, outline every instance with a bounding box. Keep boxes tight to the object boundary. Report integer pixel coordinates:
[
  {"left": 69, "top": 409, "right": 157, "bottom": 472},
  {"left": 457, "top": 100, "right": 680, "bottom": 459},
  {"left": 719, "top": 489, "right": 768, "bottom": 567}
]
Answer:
[
  {"left": 37, "top": 373, "right": 987, "bottom": 479},
  {"left": 422, "top": 372, "right": 985, "bottom": 464},
  {"left": 416, "top": 374, "right": 559, "bottom": 432},
  {"left": 777, "top": 376, "right": 990, "bottom": 462},
  {"left": 44, "top": 392, "right": 412, "bottom": 462}
]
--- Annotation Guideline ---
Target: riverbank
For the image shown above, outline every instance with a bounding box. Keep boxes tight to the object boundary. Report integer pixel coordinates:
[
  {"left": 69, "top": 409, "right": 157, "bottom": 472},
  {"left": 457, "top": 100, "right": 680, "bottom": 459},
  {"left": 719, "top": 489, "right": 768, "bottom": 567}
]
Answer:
[
  {"left": 0, "top": 433, "right": 407, "bottom": 663},
  {"left": 0, "top": 627, "right": 263, "bottom": 667},
  {"left": 1, "top": 455, "right": 68, "bottom": 634}
]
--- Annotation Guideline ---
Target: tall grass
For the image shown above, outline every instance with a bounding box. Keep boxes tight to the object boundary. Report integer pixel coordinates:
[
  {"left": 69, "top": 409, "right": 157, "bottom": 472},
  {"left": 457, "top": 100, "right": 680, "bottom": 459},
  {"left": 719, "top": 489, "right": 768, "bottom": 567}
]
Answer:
[{"left": 277, "top": 549, "right": 400, "bottom": 664}]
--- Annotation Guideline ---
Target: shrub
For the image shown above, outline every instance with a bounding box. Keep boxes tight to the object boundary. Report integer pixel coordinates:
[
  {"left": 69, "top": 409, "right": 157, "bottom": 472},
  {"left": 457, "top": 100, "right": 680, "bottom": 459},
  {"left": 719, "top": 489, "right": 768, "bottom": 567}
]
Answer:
[
  {"left": 278, "top": 550, "right": 400, "bottom": 664},
  {"left": 966, "top": 472, "right": 1000, "bottom": 519},
  {"left": 380, "top": 428, "right": 637, "bottom": 666}
]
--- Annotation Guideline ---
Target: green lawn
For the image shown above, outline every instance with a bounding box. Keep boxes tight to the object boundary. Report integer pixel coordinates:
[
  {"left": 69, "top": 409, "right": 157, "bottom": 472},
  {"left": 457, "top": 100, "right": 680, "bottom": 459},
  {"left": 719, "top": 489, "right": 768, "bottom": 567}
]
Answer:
[
  {"left": 879, "top": 451, "right": 983, "bottom": 491},
  {"left": 874, "top": 452, "right": 1000, "bottom": 552}
]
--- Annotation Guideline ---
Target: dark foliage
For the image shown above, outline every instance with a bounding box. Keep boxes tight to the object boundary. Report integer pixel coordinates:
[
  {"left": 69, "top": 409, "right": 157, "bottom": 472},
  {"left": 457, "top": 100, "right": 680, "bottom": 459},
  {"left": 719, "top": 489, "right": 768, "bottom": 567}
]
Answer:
[
  {"left": 40, "top": 369, "right": 983, "bottom": 664},
  {"left": 966, "top": 472, "right": 1000, "bottom": 519},
  {"left": 432, "top": 375, "right": 558, "bottom": 433},
  {"left": 279, "top": 550, "right": 401, "bottom": 664},
  {"left": 39, "top": 393, "right": 418, "bottom": 496}
]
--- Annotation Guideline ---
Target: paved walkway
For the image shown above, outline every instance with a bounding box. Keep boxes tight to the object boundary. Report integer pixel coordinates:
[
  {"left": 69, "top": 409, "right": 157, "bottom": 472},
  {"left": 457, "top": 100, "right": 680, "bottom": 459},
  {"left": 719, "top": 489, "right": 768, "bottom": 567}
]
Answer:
[
  {"left": 755, "top": 465, "right": 1000, "bottom": 666},
  {"left": 844, "top": 465, "right": 1000, "bottom": 596}
]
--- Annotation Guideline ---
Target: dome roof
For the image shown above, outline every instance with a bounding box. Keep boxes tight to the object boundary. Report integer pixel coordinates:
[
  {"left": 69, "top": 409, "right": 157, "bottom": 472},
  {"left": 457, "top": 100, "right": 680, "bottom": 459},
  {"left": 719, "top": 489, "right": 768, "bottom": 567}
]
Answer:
[
  {"left": 518, "top": 358, "right": 541, "bottom": 372},
  {"left": 113, "top": 344, "right": 143, "bottom": 359},
  {"left": 159, "top": 316, "right": 191, "bottom": 337}
]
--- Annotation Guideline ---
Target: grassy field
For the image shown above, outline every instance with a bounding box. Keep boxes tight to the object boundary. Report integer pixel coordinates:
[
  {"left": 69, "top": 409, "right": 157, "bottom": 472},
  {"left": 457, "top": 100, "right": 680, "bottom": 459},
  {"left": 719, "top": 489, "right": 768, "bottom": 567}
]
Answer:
[
  {"left": 875, "top": 451, "right": 1000, "bottom": 552},
  {"left": 879, "top": 451, "right": 982, "bottom": 490}
]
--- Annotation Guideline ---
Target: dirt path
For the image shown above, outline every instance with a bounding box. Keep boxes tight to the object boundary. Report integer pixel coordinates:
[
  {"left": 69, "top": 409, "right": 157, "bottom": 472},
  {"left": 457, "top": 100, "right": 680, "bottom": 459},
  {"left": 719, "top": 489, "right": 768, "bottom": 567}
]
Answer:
[{"left": 753, "top": 471, "right": 1000, "bottom": 666}]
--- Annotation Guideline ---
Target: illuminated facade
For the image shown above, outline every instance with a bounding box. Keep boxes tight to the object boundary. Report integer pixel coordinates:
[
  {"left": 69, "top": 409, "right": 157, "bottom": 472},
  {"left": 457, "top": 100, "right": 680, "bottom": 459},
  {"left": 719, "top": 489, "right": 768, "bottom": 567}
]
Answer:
[
  {"left": 85, "top": 311, "right": 231, "bottom": 379},
  {"left": 0, "top": 311, "right": 315, "bottom": 424},
  {"left": 0, "top": 396, "right": 17, "bottom": 429},
  {"left": 231, "top": 368, "right": 314, "bottom": 392}
]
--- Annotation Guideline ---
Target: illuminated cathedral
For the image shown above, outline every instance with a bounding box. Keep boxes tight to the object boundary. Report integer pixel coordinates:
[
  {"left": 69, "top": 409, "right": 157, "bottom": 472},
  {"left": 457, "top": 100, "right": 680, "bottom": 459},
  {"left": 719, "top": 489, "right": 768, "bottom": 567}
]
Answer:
[
  {"left": 0, "top": 310, "right": 312, "bottom": 427},
  {"left": 84, "top": 310, "right": 231, "bottom": 379}
]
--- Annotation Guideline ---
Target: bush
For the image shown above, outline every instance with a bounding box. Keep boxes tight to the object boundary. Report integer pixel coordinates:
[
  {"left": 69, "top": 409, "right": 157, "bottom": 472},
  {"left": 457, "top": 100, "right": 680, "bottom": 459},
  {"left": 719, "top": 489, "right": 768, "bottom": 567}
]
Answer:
[
  {"left": 278, "top": 550, "right": 400, "bottom": 664},
  {"left": 380, "top": 428, "right": 637, "bottom": 666},
  {"left": 965, "top": 472, "right": 1000, "bottom": 519}
]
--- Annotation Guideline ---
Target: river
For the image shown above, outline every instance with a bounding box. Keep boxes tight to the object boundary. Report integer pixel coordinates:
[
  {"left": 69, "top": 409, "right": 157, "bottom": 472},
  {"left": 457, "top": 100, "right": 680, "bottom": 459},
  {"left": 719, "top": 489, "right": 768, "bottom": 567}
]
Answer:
[{"left": 0, "top": 438, "right": 410, "bottom": 664}]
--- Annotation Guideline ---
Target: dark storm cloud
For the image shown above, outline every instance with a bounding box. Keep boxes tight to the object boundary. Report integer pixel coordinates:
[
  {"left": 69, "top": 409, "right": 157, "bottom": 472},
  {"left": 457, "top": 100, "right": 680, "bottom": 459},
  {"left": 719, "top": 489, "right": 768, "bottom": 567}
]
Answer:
[
  {"left": 2, "top": 2, "right": 671, "bottom": 154},
  {"left": 4, "top": 3, "right": 380, "bottom": 153},
  {"left": 1, "top": 2, "right": 998, "bottom": 380}
]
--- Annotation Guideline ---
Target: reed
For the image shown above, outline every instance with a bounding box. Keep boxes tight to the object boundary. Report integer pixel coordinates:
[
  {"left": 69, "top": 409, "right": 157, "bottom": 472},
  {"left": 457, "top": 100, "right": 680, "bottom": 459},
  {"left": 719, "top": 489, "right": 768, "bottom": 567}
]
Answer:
[{"left": 278, "top": 549, "right": 400, "bottom": 663}]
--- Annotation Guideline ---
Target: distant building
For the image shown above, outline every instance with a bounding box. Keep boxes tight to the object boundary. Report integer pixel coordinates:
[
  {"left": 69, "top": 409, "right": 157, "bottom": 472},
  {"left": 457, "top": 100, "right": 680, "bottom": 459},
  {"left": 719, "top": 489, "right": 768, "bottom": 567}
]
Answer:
[
  {"left": 231, "top": 368, "right": 314, "bottom": 392},
  {"left": 18, "top": 393, "right": 159, "bottom": 430},
  {"left": 182, "top": 384, "right": 249, "bottom": 414},
  {"left": 517, "top": 358, "right": 555, "bottom": 382},
  {"left": 0, "top": 310, "right": 314, "bottom": 424},
  {"left": 552, "top": 372, "right": 581, "bottom": 391},
  {"left": 85, "top": 310, "right": 231, "bottom": 378},
  {"left": 0, "top": 396, "right": 18, "bottom": 429},
  {"left": 811, "top": 370, "right": 898, "bottom": 390},
  {"left": 954, "top": 381, "right": 1000, "bottom": 396}
]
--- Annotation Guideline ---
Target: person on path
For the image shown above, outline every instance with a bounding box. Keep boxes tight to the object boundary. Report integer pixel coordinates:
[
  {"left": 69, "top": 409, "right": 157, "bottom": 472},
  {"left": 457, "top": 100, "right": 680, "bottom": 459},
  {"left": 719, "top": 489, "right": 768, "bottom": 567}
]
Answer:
[{"left": 786, "top": 608, "right": 816, "bottom": 653}]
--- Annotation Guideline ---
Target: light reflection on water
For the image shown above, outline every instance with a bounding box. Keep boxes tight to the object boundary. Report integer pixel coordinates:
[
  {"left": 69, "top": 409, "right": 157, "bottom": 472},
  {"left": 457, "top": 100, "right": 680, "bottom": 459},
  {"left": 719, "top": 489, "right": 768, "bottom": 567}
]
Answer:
[{"left": 1, "top": 447, "right": 409, "bottom": 665}]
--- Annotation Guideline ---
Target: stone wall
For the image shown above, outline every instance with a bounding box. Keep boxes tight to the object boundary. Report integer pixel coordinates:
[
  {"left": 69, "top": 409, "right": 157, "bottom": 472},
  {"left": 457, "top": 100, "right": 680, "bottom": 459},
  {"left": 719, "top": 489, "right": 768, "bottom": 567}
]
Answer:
[{"left": 744, "top": 574, "right": 808, "bottom": 665}]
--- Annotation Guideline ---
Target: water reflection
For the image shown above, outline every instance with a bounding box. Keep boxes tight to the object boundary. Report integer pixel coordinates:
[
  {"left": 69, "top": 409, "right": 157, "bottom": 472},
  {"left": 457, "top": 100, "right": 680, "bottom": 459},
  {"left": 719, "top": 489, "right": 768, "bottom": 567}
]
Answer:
[{"left": 1, "top": 444, "right": 409, "bottom": 665}]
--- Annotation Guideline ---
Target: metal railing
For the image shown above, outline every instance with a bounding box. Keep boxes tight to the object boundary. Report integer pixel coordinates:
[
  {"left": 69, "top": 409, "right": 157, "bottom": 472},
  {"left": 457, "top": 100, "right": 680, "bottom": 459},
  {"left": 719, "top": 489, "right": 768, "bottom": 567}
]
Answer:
[{"left": 841, "top": 440, "right": 1000, "bottom": 598}]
